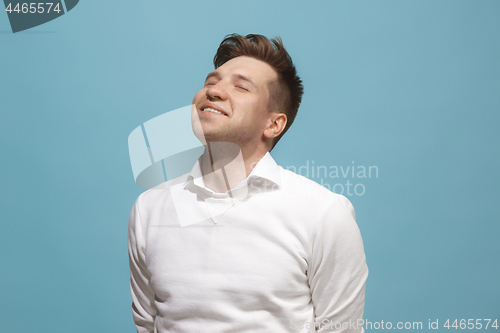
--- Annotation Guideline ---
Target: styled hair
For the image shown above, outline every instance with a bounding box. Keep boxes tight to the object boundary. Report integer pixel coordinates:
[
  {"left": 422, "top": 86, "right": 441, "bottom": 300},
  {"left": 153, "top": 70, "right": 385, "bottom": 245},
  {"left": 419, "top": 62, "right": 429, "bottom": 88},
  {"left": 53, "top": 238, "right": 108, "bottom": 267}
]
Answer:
[{"left": 213, "top": 33, "right": 303, "bottom": 149}]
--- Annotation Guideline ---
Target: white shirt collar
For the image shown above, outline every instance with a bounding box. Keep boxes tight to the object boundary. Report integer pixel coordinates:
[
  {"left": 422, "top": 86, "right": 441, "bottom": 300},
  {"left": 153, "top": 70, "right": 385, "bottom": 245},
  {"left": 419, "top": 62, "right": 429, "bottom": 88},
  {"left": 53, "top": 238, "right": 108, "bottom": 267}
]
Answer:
[{"left": 184, "top": 151, "right": 281, "bottom": 197}]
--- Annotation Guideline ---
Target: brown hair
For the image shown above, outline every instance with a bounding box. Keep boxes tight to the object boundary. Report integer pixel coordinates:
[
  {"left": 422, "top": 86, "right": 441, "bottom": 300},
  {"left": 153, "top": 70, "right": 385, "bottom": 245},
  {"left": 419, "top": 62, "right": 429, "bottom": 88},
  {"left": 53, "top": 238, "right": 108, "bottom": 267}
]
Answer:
[{"left": 213, "top": 33, "right": 303, "bottom": 149}]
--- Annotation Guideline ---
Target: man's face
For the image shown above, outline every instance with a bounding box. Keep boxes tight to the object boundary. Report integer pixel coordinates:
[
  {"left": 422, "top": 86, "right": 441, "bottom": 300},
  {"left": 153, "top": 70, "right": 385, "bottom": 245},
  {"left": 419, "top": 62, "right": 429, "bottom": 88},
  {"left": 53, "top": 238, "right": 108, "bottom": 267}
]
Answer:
[{"left": 192, "top": 56, "right": 278, "bottom": 147}]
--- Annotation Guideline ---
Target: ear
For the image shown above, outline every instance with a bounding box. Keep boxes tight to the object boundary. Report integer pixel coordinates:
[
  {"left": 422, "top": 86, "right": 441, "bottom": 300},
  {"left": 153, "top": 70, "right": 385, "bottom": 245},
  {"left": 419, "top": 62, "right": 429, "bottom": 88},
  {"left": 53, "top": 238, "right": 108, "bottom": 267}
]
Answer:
[{"left": 263, "top": 113, "right": 287, "bottom": 140}]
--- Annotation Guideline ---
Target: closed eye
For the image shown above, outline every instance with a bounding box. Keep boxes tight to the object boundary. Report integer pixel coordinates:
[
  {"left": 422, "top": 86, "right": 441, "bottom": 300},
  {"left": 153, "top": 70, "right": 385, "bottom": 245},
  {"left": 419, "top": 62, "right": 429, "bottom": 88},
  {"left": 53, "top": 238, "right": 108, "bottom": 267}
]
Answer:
[{"left": 236, "top": 86, "right": 249, "bottom": 91}]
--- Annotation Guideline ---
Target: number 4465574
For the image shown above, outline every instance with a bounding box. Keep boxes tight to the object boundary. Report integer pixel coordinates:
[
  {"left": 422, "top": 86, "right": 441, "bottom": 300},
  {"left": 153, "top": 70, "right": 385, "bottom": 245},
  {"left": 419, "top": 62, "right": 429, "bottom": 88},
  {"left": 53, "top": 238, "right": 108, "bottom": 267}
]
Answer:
[
  {"left": 5, "top": 3, "right": 62, "bottom": 14},
  {"left": 444, "top": 319, "right": 498, "bottom": 330}
]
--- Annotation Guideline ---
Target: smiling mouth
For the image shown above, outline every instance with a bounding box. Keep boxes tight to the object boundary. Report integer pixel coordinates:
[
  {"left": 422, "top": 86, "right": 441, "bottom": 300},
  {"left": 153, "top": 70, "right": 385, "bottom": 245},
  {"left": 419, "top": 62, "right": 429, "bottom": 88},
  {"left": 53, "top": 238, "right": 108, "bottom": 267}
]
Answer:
[{"left": 202, "top": 107, "right": 228, "bottom": 116}]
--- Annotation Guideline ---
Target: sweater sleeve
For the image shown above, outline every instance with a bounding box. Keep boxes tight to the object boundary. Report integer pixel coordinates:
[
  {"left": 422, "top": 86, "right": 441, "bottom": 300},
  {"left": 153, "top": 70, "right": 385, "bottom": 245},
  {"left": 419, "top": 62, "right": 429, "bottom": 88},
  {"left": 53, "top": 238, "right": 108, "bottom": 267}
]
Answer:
[
  {"left": 308, "top": 195, "right": 368, "bottom": 333},
  {"left": 128, "top": 197, "right": 157, "bottom": 333}
]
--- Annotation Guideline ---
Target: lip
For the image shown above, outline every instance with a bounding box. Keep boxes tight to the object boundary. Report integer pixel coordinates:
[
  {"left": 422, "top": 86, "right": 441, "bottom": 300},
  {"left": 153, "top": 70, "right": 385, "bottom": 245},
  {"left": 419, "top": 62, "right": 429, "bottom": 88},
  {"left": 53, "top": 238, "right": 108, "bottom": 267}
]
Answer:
[{"left": 199, "top": 103, "right": 229, "bottom": 116}]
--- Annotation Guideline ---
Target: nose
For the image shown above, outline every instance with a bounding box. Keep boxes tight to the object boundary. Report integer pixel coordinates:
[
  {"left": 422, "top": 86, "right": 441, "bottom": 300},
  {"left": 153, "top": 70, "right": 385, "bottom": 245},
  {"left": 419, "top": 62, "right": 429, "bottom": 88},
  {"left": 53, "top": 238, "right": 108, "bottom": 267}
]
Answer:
[{"left": 206, "top": 80, "right": 228, "bottom": 101}]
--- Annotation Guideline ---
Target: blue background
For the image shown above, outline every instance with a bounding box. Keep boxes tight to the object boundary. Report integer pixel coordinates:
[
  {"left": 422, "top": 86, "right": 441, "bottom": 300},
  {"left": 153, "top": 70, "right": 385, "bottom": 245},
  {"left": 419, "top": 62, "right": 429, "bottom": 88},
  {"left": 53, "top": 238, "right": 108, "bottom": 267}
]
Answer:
[{"left": 1, "top": 0, "right": 499, "bottom": 331}]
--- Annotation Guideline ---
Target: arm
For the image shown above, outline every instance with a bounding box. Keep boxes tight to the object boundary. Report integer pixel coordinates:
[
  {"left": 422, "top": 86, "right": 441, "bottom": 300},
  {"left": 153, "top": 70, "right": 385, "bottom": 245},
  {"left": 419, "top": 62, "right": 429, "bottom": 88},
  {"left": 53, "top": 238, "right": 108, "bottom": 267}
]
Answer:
[
  {"left": 308, "top": 195, "right": 368, "bottom": 333},
  {"left": 128, "top": 197, "right": 157, "bottom": 332}
]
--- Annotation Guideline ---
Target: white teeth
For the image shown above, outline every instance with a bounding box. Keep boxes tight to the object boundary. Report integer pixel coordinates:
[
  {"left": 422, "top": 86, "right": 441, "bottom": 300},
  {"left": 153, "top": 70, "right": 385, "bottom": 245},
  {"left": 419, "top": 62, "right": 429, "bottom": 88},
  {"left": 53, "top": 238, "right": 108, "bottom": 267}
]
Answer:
[{"left": 203, "top": 107, "right": 224, "bottom": 115}]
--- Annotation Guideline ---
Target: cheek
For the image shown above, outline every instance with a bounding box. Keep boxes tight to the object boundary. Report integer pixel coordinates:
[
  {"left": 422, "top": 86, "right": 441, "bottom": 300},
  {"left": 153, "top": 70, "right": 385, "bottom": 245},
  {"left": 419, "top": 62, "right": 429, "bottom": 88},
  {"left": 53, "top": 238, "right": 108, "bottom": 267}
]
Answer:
[
  {"left": 241, "top": 96, "right": 266, "bottom": 114},
  {"left": 254, "top": 100, "right": 272, "bottom": 124},
  {"left": 192, "top": 89, "right": 205, "bottom": 103}
]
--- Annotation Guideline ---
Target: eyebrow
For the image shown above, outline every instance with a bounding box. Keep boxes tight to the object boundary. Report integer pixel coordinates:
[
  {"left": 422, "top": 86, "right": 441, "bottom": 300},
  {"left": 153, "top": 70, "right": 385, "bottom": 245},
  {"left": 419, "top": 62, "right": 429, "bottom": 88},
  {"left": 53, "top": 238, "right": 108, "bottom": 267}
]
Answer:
[
  {"left": 205, "top": 71, "right": 220, "bottom": 82},
  {"left": 233, "top": 73, "right": 257, "bottom": 89},
  {"left": 205, "top": 71, "right": 258, "bottom": 89}
]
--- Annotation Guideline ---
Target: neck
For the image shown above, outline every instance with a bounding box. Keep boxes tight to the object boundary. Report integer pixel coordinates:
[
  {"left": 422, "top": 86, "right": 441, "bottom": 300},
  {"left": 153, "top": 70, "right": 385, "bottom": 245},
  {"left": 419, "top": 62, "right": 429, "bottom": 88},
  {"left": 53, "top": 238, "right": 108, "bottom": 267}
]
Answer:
[{"left": 199, "top": 142, "right": 268, "bottom": 193}]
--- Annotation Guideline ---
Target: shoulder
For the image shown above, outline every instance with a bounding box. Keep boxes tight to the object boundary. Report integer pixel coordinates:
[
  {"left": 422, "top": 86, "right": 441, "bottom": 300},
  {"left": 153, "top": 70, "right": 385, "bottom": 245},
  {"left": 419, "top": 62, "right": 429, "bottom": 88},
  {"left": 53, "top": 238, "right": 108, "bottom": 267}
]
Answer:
[
  {"left": 277, "top": 167, "right": 361, "bottom": 253},
  {"left": 277, "top": 167, "right": 357, "bottom": 224},
  {"left": 279, "top": 167, "right": 355, "bottom": 216}
]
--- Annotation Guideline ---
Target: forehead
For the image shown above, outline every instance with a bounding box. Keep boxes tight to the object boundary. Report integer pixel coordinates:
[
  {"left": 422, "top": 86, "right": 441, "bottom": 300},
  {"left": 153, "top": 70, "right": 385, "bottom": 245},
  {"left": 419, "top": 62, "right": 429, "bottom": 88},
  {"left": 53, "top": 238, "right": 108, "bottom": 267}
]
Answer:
[{"left": 211, "top": 56, "right": 278, "bottom": 85}]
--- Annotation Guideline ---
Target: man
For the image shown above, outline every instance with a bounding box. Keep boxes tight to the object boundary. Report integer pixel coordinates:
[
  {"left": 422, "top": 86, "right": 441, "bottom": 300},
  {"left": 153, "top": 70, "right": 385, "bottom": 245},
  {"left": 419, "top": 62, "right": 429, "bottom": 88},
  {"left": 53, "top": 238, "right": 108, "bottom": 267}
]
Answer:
[{"left": 128, "top": 33, "right": 368, "bottom": 332}]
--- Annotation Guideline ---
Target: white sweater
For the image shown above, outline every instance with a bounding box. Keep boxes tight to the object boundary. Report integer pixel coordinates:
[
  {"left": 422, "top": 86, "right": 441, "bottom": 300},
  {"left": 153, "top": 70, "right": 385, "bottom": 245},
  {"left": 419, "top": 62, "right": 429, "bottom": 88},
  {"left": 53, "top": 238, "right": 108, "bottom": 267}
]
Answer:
[{"left": 128, "top": 152, "right": 368, "bottom": 332}]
